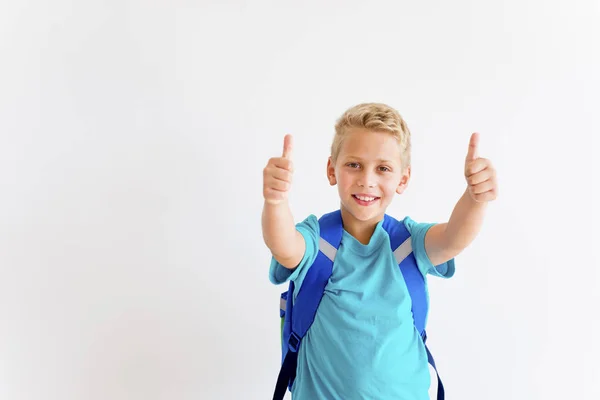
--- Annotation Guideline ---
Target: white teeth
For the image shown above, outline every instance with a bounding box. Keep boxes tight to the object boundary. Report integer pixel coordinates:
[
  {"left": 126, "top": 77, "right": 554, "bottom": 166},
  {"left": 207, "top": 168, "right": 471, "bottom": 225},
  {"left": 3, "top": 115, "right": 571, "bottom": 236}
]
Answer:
[{"left": 356, "top": 195, "right": 376, "bottom": 201}]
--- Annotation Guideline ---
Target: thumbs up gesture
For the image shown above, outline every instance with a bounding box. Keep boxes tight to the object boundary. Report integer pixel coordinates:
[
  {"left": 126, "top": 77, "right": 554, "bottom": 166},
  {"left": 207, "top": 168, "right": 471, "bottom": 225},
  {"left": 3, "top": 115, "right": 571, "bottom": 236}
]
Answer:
[
  {"left": 464, "top": 133, "right": 498, "bottom": 203},
  {"left": 263, "top": 134, "right": 295, "bottom": 205}
]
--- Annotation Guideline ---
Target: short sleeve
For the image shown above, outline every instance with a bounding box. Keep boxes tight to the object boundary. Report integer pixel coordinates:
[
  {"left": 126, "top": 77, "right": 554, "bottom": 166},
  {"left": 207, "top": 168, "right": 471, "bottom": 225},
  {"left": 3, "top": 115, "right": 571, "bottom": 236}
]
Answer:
[
  {"left": 403, "top": 217, "right": 456, "bottom": 279},
  {"left": 268, "top": 215, "right": 320, "bottom": 293}
]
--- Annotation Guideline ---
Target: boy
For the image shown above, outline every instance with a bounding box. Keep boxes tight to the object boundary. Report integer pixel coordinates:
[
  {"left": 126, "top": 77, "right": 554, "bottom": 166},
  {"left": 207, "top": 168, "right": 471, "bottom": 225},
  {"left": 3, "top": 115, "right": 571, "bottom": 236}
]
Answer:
[{"left": 262, "top": 103, "right": 497, "bottom": 399}]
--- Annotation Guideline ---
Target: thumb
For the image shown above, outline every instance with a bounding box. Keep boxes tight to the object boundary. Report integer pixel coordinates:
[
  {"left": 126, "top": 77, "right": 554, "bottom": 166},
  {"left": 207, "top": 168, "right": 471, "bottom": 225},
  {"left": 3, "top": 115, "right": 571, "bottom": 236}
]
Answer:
[
  {"left": 466, "top": 132, "right": 479, "bottom": 162},
  {"left": 282, "top": 134, "right": 293, "bottom": 160}
]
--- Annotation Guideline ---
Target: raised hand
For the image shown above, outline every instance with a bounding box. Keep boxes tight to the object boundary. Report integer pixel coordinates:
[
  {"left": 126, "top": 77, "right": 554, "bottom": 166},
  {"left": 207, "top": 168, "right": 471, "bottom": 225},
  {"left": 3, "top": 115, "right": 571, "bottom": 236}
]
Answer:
[
  {"left": 464, "top": 133, "right": 498, "bottom": 203},
  {"left": 263, "top": 134, "right": 295, "bottom": 205}
]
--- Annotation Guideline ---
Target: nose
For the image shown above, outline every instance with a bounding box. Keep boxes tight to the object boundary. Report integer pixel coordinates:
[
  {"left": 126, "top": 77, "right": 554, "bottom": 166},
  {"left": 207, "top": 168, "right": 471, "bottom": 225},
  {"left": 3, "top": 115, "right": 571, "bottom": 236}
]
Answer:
[{"left": 357, "top": 170, "right": 376, "bottom": 188}]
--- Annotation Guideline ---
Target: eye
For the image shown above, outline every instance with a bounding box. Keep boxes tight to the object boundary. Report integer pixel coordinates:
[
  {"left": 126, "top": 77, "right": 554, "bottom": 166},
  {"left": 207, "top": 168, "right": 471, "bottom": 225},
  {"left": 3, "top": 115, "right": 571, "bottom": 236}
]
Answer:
[
  {"left": 378, "top": 166, "right": 391, "bottom": 172},
  {"left": 346, "top": 162, "right": 360, "bottom": 169}
]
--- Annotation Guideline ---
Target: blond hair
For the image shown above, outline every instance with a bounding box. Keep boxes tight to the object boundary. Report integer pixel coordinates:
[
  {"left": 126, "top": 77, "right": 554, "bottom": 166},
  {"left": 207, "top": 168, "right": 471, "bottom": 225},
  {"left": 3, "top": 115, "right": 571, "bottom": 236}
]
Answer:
[{"left": 331, "top": 103, "right": 411, "bottom": 169}]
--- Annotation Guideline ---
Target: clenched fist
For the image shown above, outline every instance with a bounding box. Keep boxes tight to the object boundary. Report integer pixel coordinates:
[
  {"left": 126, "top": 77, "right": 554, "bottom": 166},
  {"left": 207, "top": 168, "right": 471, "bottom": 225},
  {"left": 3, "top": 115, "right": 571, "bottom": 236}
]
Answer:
[
  {"left": 464, "top": 133, "right": 498, "bottom": 203},
  {"left": 263, "top": 134, "right": 294, "bottom": 205}
]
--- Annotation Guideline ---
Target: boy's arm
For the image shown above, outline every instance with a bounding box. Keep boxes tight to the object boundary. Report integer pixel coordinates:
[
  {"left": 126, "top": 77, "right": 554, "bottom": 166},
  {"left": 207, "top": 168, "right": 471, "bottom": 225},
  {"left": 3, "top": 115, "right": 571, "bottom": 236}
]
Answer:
[
  {"left": 424, "top": 133, "right": 498, "bottom": 266},
  {"left": 262, "top": 134, "right": 306, "bottom": 270},
  {"left": 262, "top": 201, "right": 305, "bottom": 270}
]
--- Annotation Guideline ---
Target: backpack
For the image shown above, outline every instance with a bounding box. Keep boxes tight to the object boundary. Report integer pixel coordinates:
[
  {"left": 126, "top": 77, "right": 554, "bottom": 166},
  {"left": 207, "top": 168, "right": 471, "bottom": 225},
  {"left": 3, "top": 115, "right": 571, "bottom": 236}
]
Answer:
[{"left": 273, "top": 210, "right": 445, "bottom": 400}]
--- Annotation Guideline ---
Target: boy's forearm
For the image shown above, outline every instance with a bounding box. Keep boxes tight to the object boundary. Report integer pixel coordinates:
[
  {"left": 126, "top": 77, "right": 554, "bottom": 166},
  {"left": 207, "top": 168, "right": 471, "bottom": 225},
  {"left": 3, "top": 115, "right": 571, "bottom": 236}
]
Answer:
[
  {"left": 262, "top": 200, "right": 302, "bottom": 262},
  {"left": 443, "top": 188, "right": 488, "bottom": 252}
]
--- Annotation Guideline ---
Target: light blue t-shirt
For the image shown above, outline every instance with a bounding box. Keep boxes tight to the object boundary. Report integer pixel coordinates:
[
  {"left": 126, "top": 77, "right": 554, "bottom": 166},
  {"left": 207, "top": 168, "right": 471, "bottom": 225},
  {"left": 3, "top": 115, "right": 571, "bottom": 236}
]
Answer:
[{"left": 270, "top": 215, "right": 455, "bottom": 400}]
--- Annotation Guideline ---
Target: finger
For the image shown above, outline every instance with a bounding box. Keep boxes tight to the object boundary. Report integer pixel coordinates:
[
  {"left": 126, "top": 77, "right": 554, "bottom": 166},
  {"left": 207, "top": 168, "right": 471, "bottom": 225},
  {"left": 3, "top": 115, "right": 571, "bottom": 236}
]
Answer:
[
  {"left": 282, "top": 134, "right": 293, "bottom": 160},
  {"left": 471, "top": 189, "right": 498, "bottom": 203},
  {"left": 266, "top": 177, "right": 291, "bottom": 192},
  {"left": 269, "top": 157, "right": 294, "bottom": 172},
  {"left": 267, "top": 166, "right": 293, "bottom": 183},
  {"left": 465, "top": 158, "right": 488, "bottom": 177},
  {"left": 470, "top": 179, "right": 496, "bottom": 195},
  {"left": 466, "top": 167, "right": 494, "bottom": 186},
  {"left": 466, "top": 132, "right": 480, "bottom": 162}
]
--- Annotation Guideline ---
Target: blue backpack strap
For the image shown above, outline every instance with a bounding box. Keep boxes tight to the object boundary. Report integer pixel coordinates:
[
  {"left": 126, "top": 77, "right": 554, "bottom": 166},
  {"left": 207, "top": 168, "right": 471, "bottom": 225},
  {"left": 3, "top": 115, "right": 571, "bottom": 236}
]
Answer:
[
  {"left": 273, "top": 210, "right": 343, "bottom": 400},
  {"left": 382, "top": 214, "right": 445, "bottom": 400}
]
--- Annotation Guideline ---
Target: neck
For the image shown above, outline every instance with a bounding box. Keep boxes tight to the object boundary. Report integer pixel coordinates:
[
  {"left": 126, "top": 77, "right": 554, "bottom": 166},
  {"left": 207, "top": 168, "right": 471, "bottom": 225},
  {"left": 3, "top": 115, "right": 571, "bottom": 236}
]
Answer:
[{"left": 340, "top": 207, "right": 383, "bottom": 245}]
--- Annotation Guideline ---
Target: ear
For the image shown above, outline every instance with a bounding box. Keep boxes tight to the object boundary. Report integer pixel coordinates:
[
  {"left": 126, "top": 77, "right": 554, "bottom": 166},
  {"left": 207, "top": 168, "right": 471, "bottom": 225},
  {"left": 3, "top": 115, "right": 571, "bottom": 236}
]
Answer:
[
  {"left": 327, "top": 157, "right": 337, "bottom": 185},
  {"left": 395, "top": 166, "right": 411, "bottom": 195}
]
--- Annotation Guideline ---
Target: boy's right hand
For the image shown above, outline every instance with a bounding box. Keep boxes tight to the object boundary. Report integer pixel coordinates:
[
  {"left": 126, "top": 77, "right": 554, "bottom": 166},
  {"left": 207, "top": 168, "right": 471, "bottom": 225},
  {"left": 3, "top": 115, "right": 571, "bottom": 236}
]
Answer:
[{"left": 263, "top": 134, "right": 294, "bottom": 205}]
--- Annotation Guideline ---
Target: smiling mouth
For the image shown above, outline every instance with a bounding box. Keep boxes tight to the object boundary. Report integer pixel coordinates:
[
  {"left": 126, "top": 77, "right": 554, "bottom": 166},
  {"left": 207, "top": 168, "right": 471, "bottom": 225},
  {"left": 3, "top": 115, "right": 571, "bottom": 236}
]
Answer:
[{"left": 352, "top": 194, "right": 380, "bottom": 205}]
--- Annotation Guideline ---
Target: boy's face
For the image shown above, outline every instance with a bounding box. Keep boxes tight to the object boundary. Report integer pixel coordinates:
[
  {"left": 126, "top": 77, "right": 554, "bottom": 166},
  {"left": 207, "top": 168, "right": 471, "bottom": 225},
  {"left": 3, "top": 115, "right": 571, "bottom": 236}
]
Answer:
[{"left": 327, "top": 128, "right": 410, "bottom": 229}]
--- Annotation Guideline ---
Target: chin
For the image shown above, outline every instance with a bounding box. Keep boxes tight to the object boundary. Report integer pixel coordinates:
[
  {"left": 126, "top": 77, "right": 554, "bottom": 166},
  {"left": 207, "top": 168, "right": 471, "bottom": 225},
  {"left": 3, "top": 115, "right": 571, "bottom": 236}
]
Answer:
[{"left": 345, "top": 205, "right": 385, "bottom": 223}]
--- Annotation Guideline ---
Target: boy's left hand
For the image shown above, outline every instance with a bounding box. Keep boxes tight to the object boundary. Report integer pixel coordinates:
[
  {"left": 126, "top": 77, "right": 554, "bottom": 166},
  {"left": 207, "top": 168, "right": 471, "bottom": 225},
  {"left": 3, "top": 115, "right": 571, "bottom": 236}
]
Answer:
[{"left": 464, "top": 133, "right": 498, "bottom": 203}]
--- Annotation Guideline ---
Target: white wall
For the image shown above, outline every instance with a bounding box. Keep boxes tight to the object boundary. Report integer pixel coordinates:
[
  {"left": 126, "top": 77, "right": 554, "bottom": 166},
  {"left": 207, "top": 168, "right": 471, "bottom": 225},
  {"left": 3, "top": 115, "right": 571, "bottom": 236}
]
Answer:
[{"left": 0, "top": 1, "right": 598, "bottom": 399}]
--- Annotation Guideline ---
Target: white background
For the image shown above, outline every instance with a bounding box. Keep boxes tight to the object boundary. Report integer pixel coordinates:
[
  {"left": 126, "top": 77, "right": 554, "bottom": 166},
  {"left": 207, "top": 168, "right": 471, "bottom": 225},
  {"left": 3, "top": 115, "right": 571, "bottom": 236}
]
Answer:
[{"left": 1, "top": 1, "right": 598, "bottom": 399}]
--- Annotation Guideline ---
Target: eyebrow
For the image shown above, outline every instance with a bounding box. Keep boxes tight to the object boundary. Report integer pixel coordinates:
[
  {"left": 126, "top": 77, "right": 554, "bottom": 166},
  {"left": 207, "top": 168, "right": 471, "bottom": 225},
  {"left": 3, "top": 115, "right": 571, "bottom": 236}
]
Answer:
[{"left": 345, "top": 156, "right": 395, "bottom": 164}]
